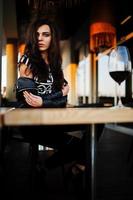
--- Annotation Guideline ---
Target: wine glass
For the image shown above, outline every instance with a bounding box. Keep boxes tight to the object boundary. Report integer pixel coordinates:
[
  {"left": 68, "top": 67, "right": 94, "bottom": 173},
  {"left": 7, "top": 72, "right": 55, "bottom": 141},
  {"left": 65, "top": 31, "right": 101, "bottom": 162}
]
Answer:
[{"left": 108, "top": 45, "right": 131, "bottom": 108}]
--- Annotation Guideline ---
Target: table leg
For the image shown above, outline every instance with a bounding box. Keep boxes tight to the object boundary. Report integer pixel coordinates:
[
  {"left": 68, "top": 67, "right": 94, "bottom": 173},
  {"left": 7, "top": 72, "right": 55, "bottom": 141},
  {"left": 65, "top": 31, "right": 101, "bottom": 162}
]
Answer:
[{"left": 85, "top": 124, "right": 97, "bottom": 200}]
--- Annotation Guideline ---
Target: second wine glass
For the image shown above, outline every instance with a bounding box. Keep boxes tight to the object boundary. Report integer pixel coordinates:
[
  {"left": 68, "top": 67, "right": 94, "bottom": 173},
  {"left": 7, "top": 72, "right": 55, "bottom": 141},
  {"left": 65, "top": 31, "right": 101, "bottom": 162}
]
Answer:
[{"left": 108, "top": 45, "right": 131, "bottom": 108}]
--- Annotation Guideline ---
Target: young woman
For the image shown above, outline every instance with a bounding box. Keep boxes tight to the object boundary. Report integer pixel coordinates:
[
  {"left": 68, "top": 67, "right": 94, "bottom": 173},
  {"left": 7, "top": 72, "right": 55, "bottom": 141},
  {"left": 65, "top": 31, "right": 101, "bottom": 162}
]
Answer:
[{"left": 16, "top": 17, "right": 86, "bottom": 169}]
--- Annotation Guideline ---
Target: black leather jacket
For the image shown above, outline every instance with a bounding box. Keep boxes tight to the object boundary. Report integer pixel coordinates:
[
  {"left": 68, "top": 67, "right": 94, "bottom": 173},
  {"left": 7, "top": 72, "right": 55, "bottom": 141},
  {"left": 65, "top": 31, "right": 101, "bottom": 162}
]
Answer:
[
  {"left": 16, "top": 54, "right": 68, "bottom": 108},
  {"left": 16, "top": 77, "right": 68, "bottom": 108}
]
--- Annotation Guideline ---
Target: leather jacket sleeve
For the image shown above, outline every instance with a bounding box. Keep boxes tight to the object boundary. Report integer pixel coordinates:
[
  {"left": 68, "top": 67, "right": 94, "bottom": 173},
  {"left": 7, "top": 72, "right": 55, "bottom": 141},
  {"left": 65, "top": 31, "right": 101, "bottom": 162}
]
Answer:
[
  {"left": 41, "top": 91, "right": 67, "bottom": 108},
  {"left": 41, "top": 79, "right": 68, "bottom": 108},
  {"left": 42, "top": 91, "right": 63, "bottom": 100},
  {"left": 42, "top": 95, "right": 68, "bottom": 108}
]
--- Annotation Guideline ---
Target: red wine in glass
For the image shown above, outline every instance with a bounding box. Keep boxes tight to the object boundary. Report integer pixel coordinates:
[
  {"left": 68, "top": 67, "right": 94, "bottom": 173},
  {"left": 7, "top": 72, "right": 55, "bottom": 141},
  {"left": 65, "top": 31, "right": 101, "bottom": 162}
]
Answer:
[{"left": 109, "top": 71, "right": 130, "bottom": 85}]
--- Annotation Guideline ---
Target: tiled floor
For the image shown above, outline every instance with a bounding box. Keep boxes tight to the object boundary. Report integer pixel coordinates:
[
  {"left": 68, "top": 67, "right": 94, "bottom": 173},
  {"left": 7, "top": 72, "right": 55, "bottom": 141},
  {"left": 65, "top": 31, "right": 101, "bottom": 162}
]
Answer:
[{"left": 1, "top": 126, "right": 133, "bottom": 200}]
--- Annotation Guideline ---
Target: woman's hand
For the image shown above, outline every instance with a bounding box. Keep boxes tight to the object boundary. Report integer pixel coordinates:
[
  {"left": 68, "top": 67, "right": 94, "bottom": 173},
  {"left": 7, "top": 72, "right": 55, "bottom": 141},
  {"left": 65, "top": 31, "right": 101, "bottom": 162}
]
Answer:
[
  {"left": 62, "top": 83, "right": 69, "bottom": 96},
  {"left": 23, "top": 91, "right": 43, "bottom": 107}
]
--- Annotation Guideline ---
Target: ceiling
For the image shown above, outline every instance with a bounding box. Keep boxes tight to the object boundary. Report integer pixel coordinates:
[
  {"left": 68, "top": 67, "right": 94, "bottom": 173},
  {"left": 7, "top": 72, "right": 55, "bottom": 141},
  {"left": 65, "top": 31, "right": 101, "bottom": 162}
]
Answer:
[{"left": 15, "top": 0, "right": 132, "bottom": 42}]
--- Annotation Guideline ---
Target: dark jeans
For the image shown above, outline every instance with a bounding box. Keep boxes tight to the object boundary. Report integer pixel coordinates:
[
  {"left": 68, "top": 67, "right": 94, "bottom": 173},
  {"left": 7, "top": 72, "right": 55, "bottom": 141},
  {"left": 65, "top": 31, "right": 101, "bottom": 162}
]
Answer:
[
  {"left": 9, "top": 124, "right": 104, "bottom": 168},
  {"left": 20, "top": 124, "right": 86, "bottom": 149}
]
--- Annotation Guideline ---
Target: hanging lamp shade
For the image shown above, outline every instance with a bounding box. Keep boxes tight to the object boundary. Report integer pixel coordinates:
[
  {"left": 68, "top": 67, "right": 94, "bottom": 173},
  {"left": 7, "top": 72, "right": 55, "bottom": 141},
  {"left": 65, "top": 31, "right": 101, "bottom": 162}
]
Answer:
[{"left": 90, "top": 22, "right": 116, "bottom": 52}]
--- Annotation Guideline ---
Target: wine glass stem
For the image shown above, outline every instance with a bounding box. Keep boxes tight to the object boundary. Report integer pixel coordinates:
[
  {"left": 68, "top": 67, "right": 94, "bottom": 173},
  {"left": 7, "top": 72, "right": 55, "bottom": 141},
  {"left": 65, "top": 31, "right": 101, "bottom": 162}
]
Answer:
[{"left": 118, "top": 84, "right": 123, "bottom": 107}]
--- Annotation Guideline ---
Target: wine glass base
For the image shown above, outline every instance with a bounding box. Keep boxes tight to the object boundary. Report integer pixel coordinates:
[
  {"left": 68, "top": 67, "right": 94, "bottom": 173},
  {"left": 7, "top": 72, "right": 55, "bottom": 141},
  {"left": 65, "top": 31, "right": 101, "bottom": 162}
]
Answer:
[{"left": 110, "top": 104, "right": 131, "bottom": 109}]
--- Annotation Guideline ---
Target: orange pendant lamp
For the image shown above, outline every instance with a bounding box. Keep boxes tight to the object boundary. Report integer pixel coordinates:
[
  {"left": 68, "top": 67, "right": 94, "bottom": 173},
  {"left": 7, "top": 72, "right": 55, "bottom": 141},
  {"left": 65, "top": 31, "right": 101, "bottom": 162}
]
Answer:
[{"left": 90, "top": 22, "right": 116, "bottom": 53}]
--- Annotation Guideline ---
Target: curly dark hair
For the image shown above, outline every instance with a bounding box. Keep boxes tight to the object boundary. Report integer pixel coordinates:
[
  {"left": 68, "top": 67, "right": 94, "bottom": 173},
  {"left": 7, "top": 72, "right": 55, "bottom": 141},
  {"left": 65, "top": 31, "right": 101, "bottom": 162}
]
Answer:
[{"left": 24, "top": 18, "right": 64, "bottom": 91}]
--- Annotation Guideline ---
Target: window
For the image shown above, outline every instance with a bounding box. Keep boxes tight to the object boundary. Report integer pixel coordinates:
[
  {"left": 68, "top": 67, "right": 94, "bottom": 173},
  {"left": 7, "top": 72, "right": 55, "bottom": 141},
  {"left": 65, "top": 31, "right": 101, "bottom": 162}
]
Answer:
[{"left": 77, "top": 56, "right": 91, "bottom": 103}]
